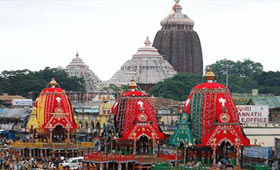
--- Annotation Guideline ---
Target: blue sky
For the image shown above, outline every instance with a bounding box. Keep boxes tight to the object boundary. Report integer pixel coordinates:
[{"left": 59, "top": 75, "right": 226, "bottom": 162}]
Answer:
[{"left": 0, "top": 0, "right": 279, "bottom": 80}]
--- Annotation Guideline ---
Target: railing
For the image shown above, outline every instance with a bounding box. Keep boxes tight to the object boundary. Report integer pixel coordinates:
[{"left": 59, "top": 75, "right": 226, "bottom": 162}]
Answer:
[
  {"left": 11, "top": 142, "right": 46, "bottom": 148},
  {"left": 80, "top": 142, "right": 94, "bottom": 148},
  {"left": 84, "top": 152, "right": 182, "bottom": 163},
  {"left": 11, "top": 141, "right": 95, "bottom": 149}
]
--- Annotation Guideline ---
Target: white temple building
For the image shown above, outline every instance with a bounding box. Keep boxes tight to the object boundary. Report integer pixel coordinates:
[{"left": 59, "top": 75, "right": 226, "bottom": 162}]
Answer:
[
  {"left": 66, "top": 52, "right": 101, "bottom": 92},
  {"left": 109, "top": 37, "right": 177, "bottom": 91}
]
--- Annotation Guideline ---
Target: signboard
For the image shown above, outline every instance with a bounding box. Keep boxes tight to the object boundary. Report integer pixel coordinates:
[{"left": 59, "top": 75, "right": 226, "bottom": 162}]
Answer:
[
  {"left": 236, "top": 105, "right": 269, "bottom": 124},
  {"left": 158, "top": 109, "right": 171, "bottom": 115},
  {"left": 12, "top": 99, "right": 33, "bottom": 106},
  {"left": 243, "top": 146, "right": 272, "bottom": 159}
]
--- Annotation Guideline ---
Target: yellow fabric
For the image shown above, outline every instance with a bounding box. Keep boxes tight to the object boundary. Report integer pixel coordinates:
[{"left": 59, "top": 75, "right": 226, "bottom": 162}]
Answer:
[
  {"left": 26, "top": 107, "right": 39, "bottom": 130},
  {"left": 37, "top": 94, "right": 46, "bottom": 129}
]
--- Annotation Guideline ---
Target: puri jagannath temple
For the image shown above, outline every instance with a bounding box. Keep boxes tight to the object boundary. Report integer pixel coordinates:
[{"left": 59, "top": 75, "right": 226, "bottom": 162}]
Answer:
[
  {"left": 10, "top": 79, "right": 95, "bottom": 158},
  {"left": 82, "top": 70, "right": 250, "bottom": 169},
  {"left": 153, "top": 0, "right": 203, "bottom": 74},
  {"left": 9, "top": 0, "right": 251, "bottom": 169}
]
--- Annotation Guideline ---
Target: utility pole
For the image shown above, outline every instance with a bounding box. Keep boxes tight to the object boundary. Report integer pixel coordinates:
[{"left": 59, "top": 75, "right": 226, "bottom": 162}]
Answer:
[{"left": 226, "top": 66, "right": 229, "bottom": 87}]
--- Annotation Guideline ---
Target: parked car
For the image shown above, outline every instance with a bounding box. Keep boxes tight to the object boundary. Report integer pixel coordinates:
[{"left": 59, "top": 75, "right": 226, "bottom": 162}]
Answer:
[{"left": 60, "top": 157, "right": 83, "bottom": 170}]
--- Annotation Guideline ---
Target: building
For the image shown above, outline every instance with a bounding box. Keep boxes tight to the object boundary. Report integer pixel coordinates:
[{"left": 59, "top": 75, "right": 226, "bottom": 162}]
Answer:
[
  {"left": 109, "top": 37, "right": 177, "bottom": 92},
  {"left": 236, "top": 95, "right": 280, "bottom": 147},
  {"left": 73, "top": 93, "right": 115, "bottom": 139},
  {"left": 0, "top": 94, "right": 26, "bottom": 108},
  {"left": 153, "top": 0, "right": 203, "bottom": 74},
  {"left": 66, "top": 52, "right": 101, "bottom": 92}
]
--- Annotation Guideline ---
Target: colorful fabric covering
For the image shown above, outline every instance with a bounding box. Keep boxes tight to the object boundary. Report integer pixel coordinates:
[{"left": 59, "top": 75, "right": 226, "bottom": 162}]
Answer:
[
  {"left": 112, "top": 89, "right": 164, "bottom": 140},
  {"left": 183, "top": 82, "right": 250, "bottom": 147},
  {"left": 27, "top": 80, "right": 77, "bottom": 133},
  {"left": 168, "top": 113, "right": 194, "bottom": 147}
]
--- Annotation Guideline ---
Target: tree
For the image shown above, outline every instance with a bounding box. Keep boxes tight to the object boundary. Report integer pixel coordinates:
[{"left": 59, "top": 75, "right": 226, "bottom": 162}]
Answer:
[
  {"left": 254, "top": 71, "right": 280, "bottom": 95},
  {"left": 227, "top": 75, "right": 257, "bottom": 93},
  {"left": 0, "top": 67, "right": 85, "bottom": 99},
  {"left": 35, "top": 67, "right": 85, "bottom": 92},
  {"left": 206, "top": 59, "right": 263, "bottom": 94},
  {"left": 0, "top": 76, "right": 10, "bottom": 94},
  {"left": 206, "top": 58, "right": 263, "bottom": 84},
  {"left": 149, "top": 73, "right": 203, "bottom": 101}
]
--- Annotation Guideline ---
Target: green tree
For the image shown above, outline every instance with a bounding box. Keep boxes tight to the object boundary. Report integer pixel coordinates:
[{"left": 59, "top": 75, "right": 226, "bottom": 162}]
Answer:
[
  {"left": 0, "top": 76, "right": 10, "bottom": 94},
  {"left": 207, "top": 58, "right": 263, "bottom": 84},
  {"left": 227, "top": 75, "right": 257, "bottom": 93},
  {"left": 0, "top": 67, "right": 85, "bottom": 98},
  {"left": 254, "top": 71, "right": 280, "bottom": 95},
  {"left": 149, "top": 73, "right": 203, "bottom": 101},
  {"left": 102, "top": 84, "right": 122, "bottom": 97},
  {"left": 206, "top": 59, "right": 262, "bottom": 93}
]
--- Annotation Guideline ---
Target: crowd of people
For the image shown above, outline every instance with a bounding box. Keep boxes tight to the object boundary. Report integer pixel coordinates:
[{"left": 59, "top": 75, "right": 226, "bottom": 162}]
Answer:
[{"left": 0, "top": 144, "right": 78, "bottom": 170}]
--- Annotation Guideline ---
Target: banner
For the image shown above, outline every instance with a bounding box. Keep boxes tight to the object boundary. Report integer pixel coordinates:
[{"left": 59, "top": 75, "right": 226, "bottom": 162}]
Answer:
[
  {"left": 12, "top": 99, "right": 33, "bottom": 106},
  {"left": 243, "top": 146, "right": 272, "bottom": 159},
  {"left": 236, "top": 105, "right": 269, "bottom": 124}
]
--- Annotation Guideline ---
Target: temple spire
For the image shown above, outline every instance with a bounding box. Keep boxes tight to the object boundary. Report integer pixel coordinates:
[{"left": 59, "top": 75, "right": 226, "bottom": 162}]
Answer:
[
  {"left": 205, "top": 67, "right": 216, "bottom": 83},
  {"left": 128, "top": 78, "right": 138, "bottom": 90},
  {"left": 173, "top": 0, "right": 182, "bottom": 12},
  {"left": 76, "top": 51, "right": 79, "bottom": 58},
  {"left": 144, "top": 36, "right": 151, "bottom": 46},
  {"left": 48, "top": 78, "right": 60, "bottom": 88}
]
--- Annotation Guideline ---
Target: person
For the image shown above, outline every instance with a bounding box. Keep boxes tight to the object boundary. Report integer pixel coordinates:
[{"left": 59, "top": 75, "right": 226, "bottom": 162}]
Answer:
[
  {"left": 225, "top": 157, "right": 234, "bottom": 169},
  {"left": 217, "top": 160, "right": 223, "bottom": 169},
  {"left": 59, "top": 163, "right": 64, "bottom": 170},
  {"left": 194, "top": 161, "right": 201, "bottom": 168}
]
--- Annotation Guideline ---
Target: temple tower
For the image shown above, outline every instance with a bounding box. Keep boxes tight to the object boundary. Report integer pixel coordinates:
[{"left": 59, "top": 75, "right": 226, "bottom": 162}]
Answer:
[
  {"left": 153, "top": 0, "right": 203, "bottom": 74},
  {"left": 66, "top": 52, "right": 101, "bottom": 92},
  {"left": 109, "top": 37, "right": 177, "bottom": 92}
]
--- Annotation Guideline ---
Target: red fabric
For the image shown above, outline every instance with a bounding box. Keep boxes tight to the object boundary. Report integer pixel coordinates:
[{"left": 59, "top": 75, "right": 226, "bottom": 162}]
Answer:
[
  {"left": 120, "top": 91, "right": 147, "bottom": 97},
  {"left": 38, "top": 87, "right": 77, "bottom": 131},
  {"left": 193, "top": 82, "right": 226, "bottom": 89},
  {"left": 183, "top": 81, "right": 250, "bottom": 147},
  {"left": 84, "top": 153, "right": 182, "bottom": 162},
  {"left": 113, "top": 90, "right": 164, "bottom": 140}
]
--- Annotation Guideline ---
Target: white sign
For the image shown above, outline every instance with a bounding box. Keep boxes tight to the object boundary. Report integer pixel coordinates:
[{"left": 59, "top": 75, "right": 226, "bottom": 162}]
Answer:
[
  {"left": 12, "top": 99, "right": 33, "bottom": 106},
  {"left": 237, "top": 105, "right": 269, "bottom": 124}
]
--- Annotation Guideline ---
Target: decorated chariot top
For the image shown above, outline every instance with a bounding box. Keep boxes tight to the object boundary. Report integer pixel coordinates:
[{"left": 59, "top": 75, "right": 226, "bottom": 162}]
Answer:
[
  {"left": 183, "top": 69, "right": 250, "bottom": 147},
  {"left": 112, "top": 79, "right": 164, "bottom": 140},
  {"left": 27, "top": 78, "right": 77, "bottom": 133}
]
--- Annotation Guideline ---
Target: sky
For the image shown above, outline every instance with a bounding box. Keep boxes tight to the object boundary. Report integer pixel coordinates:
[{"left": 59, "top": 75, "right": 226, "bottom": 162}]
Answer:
[{"left": 0, "top": 0, "right": 279, "bottom": 81}]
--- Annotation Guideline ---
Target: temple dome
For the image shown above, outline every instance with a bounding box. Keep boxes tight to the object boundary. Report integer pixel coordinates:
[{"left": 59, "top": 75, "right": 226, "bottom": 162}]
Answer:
[
  {"left": 69, "top": 52, "right": 85, "bottom": 65},
  {"left": 160, "top": 1, "right": 194, "bottom": 26}
]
